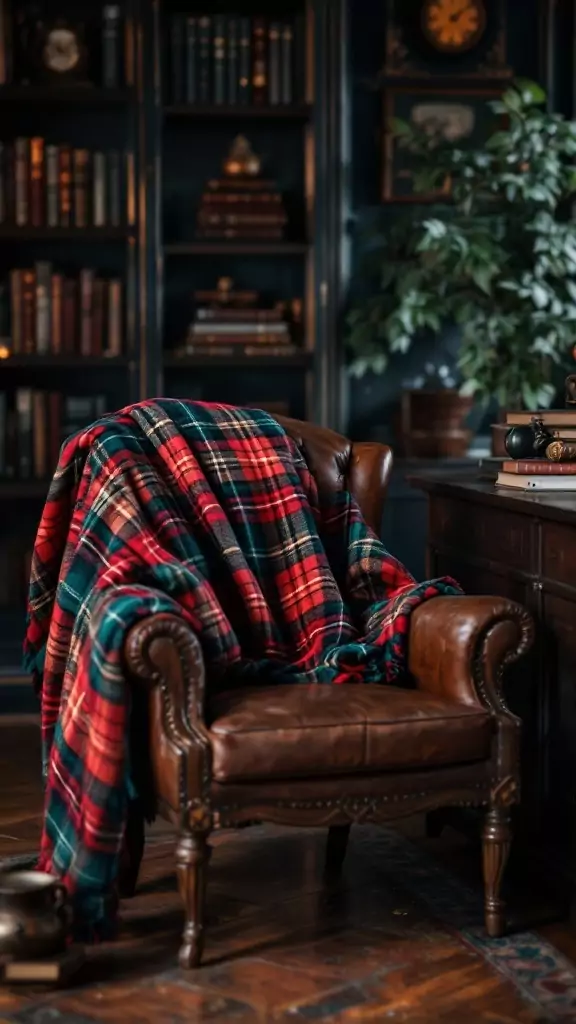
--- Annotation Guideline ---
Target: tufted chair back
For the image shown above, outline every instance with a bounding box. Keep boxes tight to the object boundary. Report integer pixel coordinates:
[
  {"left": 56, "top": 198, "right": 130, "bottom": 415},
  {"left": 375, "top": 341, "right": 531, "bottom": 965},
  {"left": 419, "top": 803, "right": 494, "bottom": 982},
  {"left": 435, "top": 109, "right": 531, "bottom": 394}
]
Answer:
[{"left": 275, "top": 415, "right": 393, "bottom": 535}]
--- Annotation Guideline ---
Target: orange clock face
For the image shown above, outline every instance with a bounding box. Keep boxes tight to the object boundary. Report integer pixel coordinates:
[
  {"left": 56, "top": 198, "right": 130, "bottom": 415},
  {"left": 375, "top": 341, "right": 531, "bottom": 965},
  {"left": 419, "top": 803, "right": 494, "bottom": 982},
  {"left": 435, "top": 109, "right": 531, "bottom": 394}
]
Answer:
[{"left": 422, "top": 0, "right": 486, "bottom": 53}]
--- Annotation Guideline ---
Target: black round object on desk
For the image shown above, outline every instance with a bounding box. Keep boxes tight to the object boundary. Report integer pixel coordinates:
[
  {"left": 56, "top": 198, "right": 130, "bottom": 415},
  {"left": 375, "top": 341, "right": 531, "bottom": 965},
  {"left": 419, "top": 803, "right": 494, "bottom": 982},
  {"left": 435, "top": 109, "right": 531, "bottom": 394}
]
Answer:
[{"left": 504, "top": 426, "right": 537, "bottom": 459}]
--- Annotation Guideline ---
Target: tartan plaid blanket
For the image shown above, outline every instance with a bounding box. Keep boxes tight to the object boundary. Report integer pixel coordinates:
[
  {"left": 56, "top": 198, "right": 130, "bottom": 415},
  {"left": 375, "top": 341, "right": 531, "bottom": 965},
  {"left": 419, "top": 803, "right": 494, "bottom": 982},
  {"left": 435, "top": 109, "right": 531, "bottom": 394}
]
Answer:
[{"left": 24, "top": 399, "right": 460, "bottom": 938}]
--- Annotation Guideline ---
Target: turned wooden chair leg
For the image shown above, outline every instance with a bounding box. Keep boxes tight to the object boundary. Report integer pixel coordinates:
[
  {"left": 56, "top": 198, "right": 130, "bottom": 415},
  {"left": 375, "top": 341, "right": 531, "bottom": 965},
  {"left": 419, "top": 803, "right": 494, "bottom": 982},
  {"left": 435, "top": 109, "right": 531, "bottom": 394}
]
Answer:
[
  {"left": 118, "top": 800, "right": 145, "bottom": 899},
  {"left": 176, "top": 831, "right": 211, "bottom": 968},
  {"left": 325, "top": 825, "right": 351, "bottom": 880},
  {"left": 482, "top": 807, "right": 512, "bottom": 938}
]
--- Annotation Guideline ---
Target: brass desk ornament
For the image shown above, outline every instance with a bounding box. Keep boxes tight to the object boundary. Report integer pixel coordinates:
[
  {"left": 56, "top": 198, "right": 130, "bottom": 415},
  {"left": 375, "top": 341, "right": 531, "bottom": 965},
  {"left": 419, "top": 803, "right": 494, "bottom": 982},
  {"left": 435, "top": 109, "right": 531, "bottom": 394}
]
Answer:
[{"left": 546, "top": 439, "right": 576, "bottom": 462}]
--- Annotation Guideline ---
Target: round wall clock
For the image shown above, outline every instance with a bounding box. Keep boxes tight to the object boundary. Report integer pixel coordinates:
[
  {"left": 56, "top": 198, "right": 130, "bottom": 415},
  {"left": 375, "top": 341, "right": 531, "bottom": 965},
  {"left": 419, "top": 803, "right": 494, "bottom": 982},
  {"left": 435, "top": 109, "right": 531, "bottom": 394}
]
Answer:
[
  {"left": 421, "top": 0, "right": 487, "bottom": 53},
  {"left": 42, "top": 26, "right": 82, "bottom": 74}
]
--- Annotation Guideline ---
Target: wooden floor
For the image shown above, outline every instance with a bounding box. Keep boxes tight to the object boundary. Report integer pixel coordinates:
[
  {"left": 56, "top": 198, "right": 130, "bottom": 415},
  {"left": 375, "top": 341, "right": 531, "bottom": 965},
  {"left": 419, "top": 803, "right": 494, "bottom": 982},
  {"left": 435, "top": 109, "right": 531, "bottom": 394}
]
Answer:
[{"left": 0, "top": 720, "right": 575, "bottom": 1023}]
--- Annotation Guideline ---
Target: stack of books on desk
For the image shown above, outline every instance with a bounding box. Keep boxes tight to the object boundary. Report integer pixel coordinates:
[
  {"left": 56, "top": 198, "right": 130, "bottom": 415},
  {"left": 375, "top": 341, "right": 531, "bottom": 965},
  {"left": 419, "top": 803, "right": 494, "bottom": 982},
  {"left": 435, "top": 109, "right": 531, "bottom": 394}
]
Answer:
[{"left": 496, "top": 409, "right": 576, "bottom": 491}]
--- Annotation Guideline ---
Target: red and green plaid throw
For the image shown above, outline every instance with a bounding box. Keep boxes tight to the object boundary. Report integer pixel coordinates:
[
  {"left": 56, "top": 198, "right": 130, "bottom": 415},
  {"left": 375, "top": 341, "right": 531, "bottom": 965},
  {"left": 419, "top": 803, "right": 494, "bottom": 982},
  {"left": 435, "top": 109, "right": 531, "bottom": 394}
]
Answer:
[{"left": 24, "top": 399, "right": 460, "bottom": 938}]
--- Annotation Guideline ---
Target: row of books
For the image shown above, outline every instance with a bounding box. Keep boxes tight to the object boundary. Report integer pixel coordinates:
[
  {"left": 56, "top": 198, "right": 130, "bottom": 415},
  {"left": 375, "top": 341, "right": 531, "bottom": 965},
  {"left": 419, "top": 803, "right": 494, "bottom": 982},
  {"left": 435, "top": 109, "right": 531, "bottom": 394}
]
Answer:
[
  {"left": 1, "top": 7, "right": 125, "bottom": 89},
  {"left": 0, "top": 391, "right": 107, "bottom": 481},
  {"left": 0, "top": 266, "right": 123, "bottom": 357},
  {"left": 496, "top": 408, "right": 576, "bottom": 491},
  {"left": 0, "top": 141, "right": 127, "bottom": 229},
  {"left": 184, "top": 293, "right": 300, "bottom": 358},
  {"left": 197, "top": 175, "right": 288, "bottom": 241},
  {"left": 169, "top": 15, "right": 303, "bottom": 106}
]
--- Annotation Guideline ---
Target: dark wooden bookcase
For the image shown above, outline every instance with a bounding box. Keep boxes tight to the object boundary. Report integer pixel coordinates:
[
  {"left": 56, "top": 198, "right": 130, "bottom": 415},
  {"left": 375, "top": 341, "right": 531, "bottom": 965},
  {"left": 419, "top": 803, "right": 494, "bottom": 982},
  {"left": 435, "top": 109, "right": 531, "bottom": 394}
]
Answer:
[{"left": 0, "top": 0, "right": 347, "bottom": 686}]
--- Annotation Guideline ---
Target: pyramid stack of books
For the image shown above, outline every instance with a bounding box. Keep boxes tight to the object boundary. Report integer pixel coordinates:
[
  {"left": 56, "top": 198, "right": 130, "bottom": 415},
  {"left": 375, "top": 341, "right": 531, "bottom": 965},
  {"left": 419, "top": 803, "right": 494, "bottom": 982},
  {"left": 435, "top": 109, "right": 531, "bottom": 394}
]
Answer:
[
  {"left": 496, "top": 405, "right": 576, "bottom": 491},
  {"left": 196, "top": 136, "right": 288, "bottom": 241},
  {"left": 182, "top": 276, "right": 300, "bottom": 358}
]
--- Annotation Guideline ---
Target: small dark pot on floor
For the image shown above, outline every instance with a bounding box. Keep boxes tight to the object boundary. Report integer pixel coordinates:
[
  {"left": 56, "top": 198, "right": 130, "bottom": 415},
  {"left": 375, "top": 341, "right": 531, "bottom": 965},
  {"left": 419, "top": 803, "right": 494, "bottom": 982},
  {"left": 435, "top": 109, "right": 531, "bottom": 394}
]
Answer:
[{"left": 0, "top": 871, "right": 70, "bottom": 959}]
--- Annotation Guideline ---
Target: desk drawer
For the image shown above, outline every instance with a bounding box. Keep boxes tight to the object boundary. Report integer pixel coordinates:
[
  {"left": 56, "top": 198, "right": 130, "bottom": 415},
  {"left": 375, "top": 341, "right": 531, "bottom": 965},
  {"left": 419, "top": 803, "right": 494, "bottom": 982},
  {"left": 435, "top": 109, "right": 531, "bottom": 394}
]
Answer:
[
  {"left": 542, "top": 522, "right": 576, "bottom": 589},
  {"left": 429, "top": 497, "right": 534, "bottom": 573}
]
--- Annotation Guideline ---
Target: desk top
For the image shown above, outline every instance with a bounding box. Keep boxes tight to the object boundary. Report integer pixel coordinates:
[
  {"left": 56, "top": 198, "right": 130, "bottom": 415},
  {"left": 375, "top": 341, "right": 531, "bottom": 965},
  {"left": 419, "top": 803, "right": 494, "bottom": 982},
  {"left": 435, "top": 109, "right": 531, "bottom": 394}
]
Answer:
[{"left": 409, "top": 472, "right": 576, "bottom": 526}]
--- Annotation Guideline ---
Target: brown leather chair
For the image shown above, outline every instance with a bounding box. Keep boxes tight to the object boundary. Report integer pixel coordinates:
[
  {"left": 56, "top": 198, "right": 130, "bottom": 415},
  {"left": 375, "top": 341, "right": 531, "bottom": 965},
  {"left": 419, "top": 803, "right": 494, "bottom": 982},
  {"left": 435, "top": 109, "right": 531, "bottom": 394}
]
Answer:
[{"left": 124, "top": 415, "right": 534, "bottom": 968}]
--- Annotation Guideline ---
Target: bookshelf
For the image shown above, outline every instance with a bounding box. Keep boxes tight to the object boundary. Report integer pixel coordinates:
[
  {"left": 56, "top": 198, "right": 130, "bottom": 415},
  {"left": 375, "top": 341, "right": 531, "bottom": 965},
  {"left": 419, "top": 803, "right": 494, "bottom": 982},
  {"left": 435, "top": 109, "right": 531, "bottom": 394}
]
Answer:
[{"left": 0, "top": 0, "right": 348, "bottom": 683}]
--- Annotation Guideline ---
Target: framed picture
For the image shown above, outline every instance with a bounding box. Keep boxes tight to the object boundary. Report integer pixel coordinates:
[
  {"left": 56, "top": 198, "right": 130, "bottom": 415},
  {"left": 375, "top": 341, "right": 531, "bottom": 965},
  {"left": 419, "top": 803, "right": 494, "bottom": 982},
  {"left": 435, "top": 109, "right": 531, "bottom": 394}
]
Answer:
[
  {"left": 383, "top": 0, "right": 511, "bottom": 81},
  {"left": 381, "top": 86, "right": 502, "bottom": 203}
]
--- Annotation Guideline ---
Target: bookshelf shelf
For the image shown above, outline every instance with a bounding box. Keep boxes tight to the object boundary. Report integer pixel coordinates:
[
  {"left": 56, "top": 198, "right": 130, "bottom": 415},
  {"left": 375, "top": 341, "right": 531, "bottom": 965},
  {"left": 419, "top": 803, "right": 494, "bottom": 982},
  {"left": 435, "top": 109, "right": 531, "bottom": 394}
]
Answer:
[
  {"left": 163, "top": 103, "right": 311, "bottom": 120},
  {"left": 0, "top": 227, "right": 132, "bottom": 241},
  {"left": 164, "top": 241, "right": 309, "bottom": 257},
  {"left": 165, "top": 352, "right": 313, "bottom": 369},
  {"left": 0, "top": 481, "right": 50, "bottom": 500},
  {"left": 0, "top": 356, "right": 129, "bottom": 369},
  {"left": 0, "top": 86, "right": 133, "bottom": 107}
]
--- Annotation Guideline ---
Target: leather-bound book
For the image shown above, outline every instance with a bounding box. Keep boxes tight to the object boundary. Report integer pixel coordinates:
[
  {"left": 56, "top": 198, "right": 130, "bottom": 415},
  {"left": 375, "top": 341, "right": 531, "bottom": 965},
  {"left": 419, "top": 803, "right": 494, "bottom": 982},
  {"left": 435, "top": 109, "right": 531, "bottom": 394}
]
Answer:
[
  {"left": 15, "top": 388, "right": 32, "bottom": 479},
  {"left": 268, "top": 23, "right": 280, "bottom": 105},
  {"left": 92, "top": 278, "right": 105, "bottom": 355},
  {"left": 252, "top": 19, "right": 267, "bottom": 104},
  {"left": 48, "top": 392, "right": 63, "bottom": 471},
  {"left": 197, "top": 16, "right": 211, "bottom": 103},
  {"left": 35, "top": 261, "right": 51, "bottom": 354},
  {"left": 107, "top": 279, "right": 122, "bottom": 355},
  {"left": 21, "top": 269, "right": 35, "bottom": 354},
  {"left": 213, "top": 15, "right": 225, "bottom": 104},
  {"left": 238, "top": 18, "right": 250, "bottom": 104},
  {"left": 170, "top": 14, "right": 185, "bottom": 103},
  {"left": 50, "top": 274, "right": 63, "bottom": 355},
  {"left": 32, "top": 390, "right": 48, "bottom": 479},
  {"left": 59, "top": 146, "right": 72, "bottom": 228},
  {"left": 102, "top": 5, "right": 121, "bottom": 88},
  {"left": 30, "top": 137, "right": 44, "bottom": 227},
  {"left": 62, "top": 279, "right": 77, "bottom": 354},
  {"left": 9, "top": 269, "right": 22, "bottom": 354},
  {"left": 227, "top": 18, "right": 238, "bottom": 104},
  {"left": 14, "top": 137, "right": 29, "bottom": 227},
  {"left": 185, "top": 16, "right": 197, "bottom": 104},
  {"left": 281, "top": 23, "right": 294, "bottom": 105},
  {"left": 46, "top": 145, "right": 59, "bottom": 227},
  {"left": 79, "top": 268, "right": 94, "bottom": 356},
  {"left": 93, "top": 152, "right": 106, "bottom": 226},
  {"left": 108, "top": 151, "right": 121, "bottom": 226},
  {"left": 73, "top": 149, "right": 90, "bottom": 228}
]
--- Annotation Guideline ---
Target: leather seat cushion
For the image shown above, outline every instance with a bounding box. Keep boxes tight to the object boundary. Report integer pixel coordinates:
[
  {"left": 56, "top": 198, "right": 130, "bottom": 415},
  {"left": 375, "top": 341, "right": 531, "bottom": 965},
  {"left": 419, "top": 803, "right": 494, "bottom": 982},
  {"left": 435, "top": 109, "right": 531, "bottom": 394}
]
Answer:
[{"left": 208, "top": 684, "right": 493, "bottom": 783}]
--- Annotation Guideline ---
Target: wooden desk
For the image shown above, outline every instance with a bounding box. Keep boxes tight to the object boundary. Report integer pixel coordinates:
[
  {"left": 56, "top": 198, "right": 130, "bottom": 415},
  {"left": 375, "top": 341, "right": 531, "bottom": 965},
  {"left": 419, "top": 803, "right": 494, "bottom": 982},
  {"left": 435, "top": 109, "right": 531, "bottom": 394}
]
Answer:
[{"left": 412, "top": 475, "right": 576, "bottom": 900}]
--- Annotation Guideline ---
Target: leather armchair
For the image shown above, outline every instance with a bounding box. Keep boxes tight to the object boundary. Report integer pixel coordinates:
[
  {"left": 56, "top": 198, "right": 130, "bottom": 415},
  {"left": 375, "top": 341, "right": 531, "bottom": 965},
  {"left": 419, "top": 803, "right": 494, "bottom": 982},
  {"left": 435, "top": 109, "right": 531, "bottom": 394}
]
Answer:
[{"left": 123, "top": 416, "right": 534, "bottom": 968}]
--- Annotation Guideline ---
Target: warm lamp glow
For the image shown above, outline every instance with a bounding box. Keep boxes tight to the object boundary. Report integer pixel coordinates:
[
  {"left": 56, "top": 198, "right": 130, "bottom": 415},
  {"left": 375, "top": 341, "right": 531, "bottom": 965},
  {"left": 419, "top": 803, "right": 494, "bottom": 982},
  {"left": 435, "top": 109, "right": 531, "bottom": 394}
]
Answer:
[{"left": 0, "top": 345, "right": 11, "bottom": 360}]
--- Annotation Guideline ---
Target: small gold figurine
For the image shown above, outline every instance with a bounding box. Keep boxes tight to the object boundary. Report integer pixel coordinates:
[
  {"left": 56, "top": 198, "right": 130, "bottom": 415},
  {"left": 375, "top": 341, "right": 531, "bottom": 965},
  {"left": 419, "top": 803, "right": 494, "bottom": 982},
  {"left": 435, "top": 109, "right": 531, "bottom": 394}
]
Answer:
[
  {"left": 223, "top": 135, "right": 262, "bottom": 178},
  {"left": 546, "top": 439, "right": 576, "bottom": 461}
]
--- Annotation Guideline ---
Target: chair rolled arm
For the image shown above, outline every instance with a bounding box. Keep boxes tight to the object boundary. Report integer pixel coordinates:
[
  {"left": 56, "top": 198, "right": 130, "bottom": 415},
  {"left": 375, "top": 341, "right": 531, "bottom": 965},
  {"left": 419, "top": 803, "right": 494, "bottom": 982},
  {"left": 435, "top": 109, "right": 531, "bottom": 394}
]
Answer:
[
  {"left": 125, "top": 612, "right": 206, "bottom": 723},
  {"left": 408, "top": 595, "right": 535, "bottom": 712}
]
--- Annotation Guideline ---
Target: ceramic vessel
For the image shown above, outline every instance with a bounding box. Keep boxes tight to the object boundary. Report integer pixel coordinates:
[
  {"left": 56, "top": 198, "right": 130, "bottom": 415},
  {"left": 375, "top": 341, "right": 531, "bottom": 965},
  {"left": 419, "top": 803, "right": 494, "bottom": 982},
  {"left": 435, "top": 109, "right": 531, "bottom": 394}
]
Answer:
[{"left": 0, "top": 871, "right": 70, "bottom": 959}]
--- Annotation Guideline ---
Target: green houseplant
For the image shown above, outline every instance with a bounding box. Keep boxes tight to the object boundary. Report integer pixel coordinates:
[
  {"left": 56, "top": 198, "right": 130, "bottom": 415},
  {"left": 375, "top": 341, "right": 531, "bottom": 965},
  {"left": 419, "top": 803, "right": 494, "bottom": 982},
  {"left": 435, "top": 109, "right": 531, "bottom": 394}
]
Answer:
[{"left": 348, "top": 81, "right": 576, "bottom": 425}]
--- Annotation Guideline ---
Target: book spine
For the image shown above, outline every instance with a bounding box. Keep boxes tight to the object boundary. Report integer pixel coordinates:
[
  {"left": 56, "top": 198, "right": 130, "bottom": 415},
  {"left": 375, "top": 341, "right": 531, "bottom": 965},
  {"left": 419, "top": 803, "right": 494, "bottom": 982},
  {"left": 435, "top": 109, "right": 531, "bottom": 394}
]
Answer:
[
  {"left": 92, "top": 278, "right": 105, "bottom": 355},
  {"left": 197, "top": 227, "right": 284, "bottom": 240},
  {"left": 107, "top": 279, "right": 122, "bottom": 355},
  {"left": 502, "top": 460, "right": 576, "bottom": 475},
  {"left": 197, "top": 17, "right": 211, "bottom": 103},
  {"left": 35, "top": 261, "right": 51, "bottom": 354},
  {"left": 9, "top": 270, "right": 21, "bottom": 354},
  {"left": 46, "top": 145, "right": 59, "bottom": 227},
  {"left": 14, "top": 137, "right": 29, "bottom": 226},
  {"left": 170, "top": 15, "right": 185, "bottom": 103},
  {"left": 93, "top": 152, "right": 106, "bottom": 226},
  {"left": 185, "top": 17, "right": 196, "bottom": 104},
  {"left": 0, "top": 281, "right": 8, "bottom": 342},
  {"left": 62, "top": 279, "right": 77, "bottom": 354},
  {"left": 29, "top": 136, "right": 44, "bottom": 227},
  {"left": 213, "top": 16, "right": 225, "bottom": 104},
  {"left": 21, "top": 269, "right": 35, "bottom": 354},
  {"left": 252, "top": 18, "right": 267, "bottom": 105},
  {"left": 59, "top": 146, "right": 72, "bottom": 228},
  {"left": 108, "top": 151, "right": 121, "bottom": 226},
  {"left": 48, "top": 392, "right": 62, "bottom": 471},
  {"left": 268, "top": 23, "right": 281, "bottom": 105},
  {"left": 102, "top": 5, "right": 121, "bottom": 88},
  {"left": 32, "top": 390, "right": 47, "bottom": 479},
  {"left": 189, "top": 332, "right": 290, "bottom": 344},
  {"left": 281, "top": 22, "right": 294, "bottom": 105},
  {"left": 16, "top": 388, "right": 32, "bottom": 478},
  {"left": 238, "top": 18, "right": 251, "bottom": 104},
  {"left": 80, "top": 268, "right": 94, "bottom": 356},
  {"left": 227, "top": 18, "right": 238, "bottom": 104},
  {"left": 50, "top": 274, "right": 63, "bottom": 355},
  {"left": 73, "top": 149, "right": 89, "bottom": 228},
  {"left": 294, "top": 15, "right": 305, "bottom": 103}
]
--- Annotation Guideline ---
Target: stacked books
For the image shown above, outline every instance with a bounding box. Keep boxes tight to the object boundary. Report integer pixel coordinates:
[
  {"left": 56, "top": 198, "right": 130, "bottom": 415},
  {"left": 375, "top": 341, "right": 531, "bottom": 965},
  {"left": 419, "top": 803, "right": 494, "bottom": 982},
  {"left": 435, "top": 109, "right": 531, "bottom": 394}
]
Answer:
[
  {"left": 0, "top": 140, "right": 127, "bottom": 229},
  {"left": 197, "top": 176, "right": 287, "bottom": 240},
  {"left": 182, "top": 277, "right": 299, "bottom": 358},
  {"left": 169, "top": 14, "right": 303, "bottom": 106},
  {"left": 1, "top": 266, "right": 123, "bottom": 357},
  {"left": 496, "top": 409, "right": 576, "bottom": 491}
]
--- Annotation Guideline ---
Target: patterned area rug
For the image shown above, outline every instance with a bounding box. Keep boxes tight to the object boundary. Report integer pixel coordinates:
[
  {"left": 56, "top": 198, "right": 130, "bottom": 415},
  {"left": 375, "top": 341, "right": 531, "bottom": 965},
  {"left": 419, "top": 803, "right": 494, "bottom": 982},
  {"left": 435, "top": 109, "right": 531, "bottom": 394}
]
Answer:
[{"left": 1, "top": 826, "right": 575, "bottom": 1022}]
